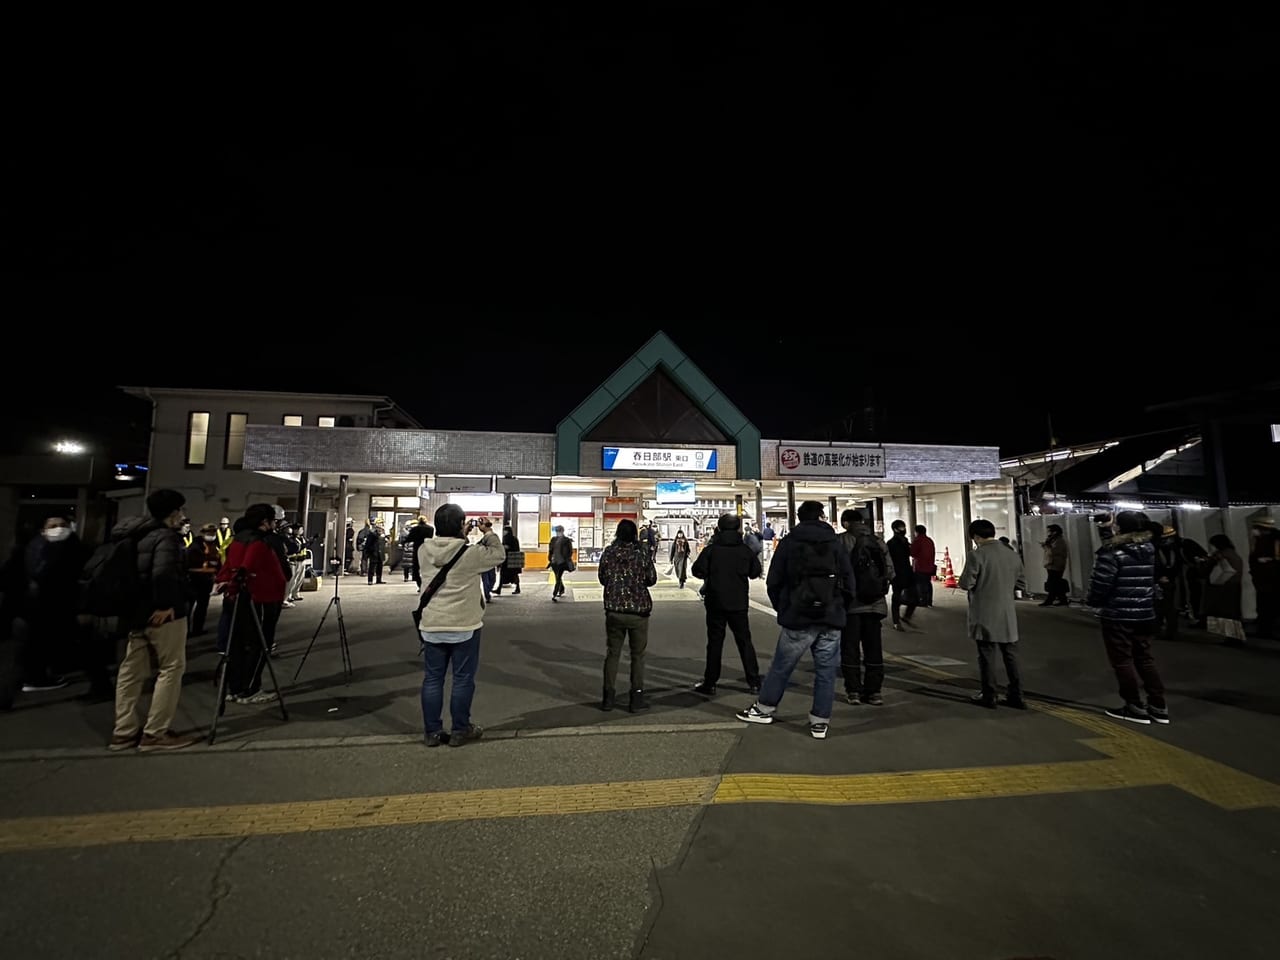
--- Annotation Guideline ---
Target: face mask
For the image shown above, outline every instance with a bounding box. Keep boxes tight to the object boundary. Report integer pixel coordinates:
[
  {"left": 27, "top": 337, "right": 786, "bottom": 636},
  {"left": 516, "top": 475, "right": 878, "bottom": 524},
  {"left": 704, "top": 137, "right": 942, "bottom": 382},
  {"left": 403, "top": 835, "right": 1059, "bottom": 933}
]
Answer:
[
  {"left": 43, "top": 527, "right": 71, "bottom": 542},
  {"left": 203, "top": 535, "right": 217, "bottom": 542}
]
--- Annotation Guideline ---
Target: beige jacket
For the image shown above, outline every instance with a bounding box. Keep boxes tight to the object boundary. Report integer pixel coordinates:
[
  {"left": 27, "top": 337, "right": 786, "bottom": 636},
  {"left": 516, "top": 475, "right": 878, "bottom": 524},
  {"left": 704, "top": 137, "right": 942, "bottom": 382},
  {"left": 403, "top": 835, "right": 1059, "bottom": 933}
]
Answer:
[{"left": 417, "top": 532, "right": 507, "bottom": 633}]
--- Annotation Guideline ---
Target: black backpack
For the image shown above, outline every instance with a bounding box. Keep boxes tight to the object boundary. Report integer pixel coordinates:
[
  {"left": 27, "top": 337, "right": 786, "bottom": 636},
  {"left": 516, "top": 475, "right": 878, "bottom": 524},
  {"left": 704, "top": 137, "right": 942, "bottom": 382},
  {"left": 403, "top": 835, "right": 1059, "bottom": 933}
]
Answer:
[
  {"left": 852, "top": 534, "right": 890, "bottom": 604},
  {"left": 79, "top": 533, "right": 142, "bottom": 617},
  {"left": 789, "top": 539, "right": 839, "bottom": 619}
]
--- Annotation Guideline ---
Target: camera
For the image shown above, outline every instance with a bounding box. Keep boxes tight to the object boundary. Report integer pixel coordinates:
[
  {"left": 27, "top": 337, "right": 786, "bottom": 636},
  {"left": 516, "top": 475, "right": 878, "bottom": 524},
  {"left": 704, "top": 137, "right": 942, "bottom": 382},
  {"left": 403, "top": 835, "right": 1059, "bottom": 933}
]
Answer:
[{"left": 1092, "top": 513, "right": 1113, "bottom": 524}]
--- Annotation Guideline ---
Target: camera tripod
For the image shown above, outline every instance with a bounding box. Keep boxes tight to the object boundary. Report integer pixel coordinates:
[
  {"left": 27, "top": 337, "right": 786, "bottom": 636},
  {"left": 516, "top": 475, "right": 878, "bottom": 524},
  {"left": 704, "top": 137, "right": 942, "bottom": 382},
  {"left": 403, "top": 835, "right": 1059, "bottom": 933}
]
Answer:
[
  {"left": 210, "top": 575, "right": 290, "bottom": 745},
  {"left": 293, "top": 566, "right": 352, "bottom": 684}
]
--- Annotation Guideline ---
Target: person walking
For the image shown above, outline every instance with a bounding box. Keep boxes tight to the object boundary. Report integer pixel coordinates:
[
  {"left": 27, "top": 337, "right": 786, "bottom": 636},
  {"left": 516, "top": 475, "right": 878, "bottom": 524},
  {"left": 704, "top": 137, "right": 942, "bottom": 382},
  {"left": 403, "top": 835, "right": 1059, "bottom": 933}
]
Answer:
[
  {"left": 548, "top": 525, "right": 575, "bottom": 601},
  {"left": 1040, "top": 524, "right": 1071, "bottom": 606},
  {"left": 401, "top": 517, "right": 433, "bottom": 588},
  {"left": 690, "top": 514, "right": 762, "bottom": 696},
  {"left": 1201, "top": 534, "right": 1245, "bottom": 645},
  {"left": 669, "top": 529, "right": 691, "bottom": 588},
  {"left": 736, "top": 501, "right": 855, "bottom": 740},
  {"left": 837, "top": 510, "right": 892, "bottom": 706},
  {"left": 363, "top": 524, "right": 386, "bottom": 584},
  {"left": 1086, "top": 511, "right": 1168, "bottom": 725},
  {"left": 597, "top": 519, "right": 658, "bottom": 713},
  {"left": 886, "top": 520, "right": 918, "bottom": 630},
  {"left": 415, "top": 504, "right": 506, "bottom": 747},
  {"left": 958, "top": 518, "right": 1028, "bottom": 710}
]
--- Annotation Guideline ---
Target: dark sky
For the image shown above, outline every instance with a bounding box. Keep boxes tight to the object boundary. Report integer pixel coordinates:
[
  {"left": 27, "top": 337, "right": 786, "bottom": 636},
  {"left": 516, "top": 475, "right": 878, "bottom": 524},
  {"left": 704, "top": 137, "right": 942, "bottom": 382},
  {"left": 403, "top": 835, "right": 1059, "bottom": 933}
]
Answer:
[{"left": 5, "top": 11, "right": 1274, "bottom": 459}]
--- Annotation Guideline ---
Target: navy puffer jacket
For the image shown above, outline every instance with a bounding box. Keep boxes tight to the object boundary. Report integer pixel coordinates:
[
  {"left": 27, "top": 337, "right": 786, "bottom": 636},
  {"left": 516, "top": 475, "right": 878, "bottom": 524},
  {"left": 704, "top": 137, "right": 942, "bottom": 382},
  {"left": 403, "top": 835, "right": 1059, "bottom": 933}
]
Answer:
[{"left": 1086, "top": 531, "right": 1156, "bottom": 622}]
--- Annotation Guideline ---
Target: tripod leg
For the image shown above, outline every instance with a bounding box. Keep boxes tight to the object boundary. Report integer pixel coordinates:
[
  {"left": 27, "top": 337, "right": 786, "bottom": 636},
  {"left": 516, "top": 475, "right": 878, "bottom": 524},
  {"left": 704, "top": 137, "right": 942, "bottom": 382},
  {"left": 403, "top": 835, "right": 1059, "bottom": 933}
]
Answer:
[
  {"left": 209, "top": 596, "right": 239, "bottom": 745},
  {"left": 248, "top": 603, "right": 289, "bottom": 722},
  {"left": 334, "top": 598, "right": 353, "bottom": 682},
  {"left": 292, "top": 595, "right": 337, "bottom": 683}
]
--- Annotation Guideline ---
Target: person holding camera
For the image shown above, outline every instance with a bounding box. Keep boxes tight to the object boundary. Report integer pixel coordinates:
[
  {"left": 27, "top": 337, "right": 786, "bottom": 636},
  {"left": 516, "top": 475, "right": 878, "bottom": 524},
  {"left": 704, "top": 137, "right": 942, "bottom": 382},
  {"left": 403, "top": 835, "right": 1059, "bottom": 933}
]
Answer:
[
  {"left": 416, "top": 504, "right": 506, "bottom": 747},
  {"left": 216, "top": 504, "right": 289, "bottom": 704}
]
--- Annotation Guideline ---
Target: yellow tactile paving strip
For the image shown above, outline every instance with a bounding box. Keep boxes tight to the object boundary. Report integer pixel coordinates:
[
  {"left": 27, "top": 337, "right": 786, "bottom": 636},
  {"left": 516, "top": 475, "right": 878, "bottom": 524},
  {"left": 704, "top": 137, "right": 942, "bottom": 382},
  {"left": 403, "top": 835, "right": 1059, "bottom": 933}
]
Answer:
[{"left": 0, "top": 777, "right": 719, "bottom": 853}]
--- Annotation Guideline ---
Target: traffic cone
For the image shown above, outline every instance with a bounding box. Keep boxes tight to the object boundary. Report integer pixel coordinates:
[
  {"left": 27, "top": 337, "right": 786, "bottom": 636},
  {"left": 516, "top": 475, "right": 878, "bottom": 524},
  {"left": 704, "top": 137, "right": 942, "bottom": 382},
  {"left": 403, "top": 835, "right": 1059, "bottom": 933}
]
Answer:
[{"left": 942, "top": 548, "right": 957, "bottom": 588}]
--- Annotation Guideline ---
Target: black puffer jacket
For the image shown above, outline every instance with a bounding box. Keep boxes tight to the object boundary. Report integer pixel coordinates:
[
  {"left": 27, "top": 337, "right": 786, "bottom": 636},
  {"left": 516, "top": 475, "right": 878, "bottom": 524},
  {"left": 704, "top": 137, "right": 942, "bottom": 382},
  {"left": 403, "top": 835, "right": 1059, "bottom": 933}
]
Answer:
[
  {"left": 691, "top": 529, "right": 762, "bottom": 612},
  {"left": 114, "top": 515, "right": 189, "bottom": 630},
  {"left": 1087, "top": 530, "right": 1156, "bottom": 622},
  {"left": 765, "top": 521, "right": 856, "bottom": 630}
]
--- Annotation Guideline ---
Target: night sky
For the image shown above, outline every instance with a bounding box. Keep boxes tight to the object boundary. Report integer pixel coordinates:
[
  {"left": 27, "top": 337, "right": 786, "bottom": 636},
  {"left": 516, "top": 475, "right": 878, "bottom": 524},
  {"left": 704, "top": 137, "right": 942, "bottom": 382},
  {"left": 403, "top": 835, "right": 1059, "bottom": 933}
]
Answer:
[{"left": 6, "top": 11, "right": 1272, "bottom": 460}]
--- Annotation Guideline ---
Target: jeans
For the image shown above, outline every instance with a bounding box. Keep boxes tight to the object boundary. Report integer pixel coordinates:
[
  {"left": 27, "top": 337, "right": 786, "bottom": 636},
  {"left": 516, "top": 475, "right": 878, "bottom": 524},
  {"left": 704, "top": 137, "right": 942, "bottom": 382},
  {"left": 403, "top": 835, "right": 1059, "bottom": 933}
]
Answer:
[
  {"left": 840, "top": 612, "right": 884, "bottom": 696},
  {"left": 757, "top": 625, "right": 840, "bottom": 723},
  {"left": 976, "top": 641, "right": 1021, "bottom": 699},
  {"left": 702, "top": 605, "right": 759, "bottom": 686},
  {"left": 421, "top": 629, "right": 482, "bottom": 735},
  {"left": 481, "top": 568, "right": 495, "bottom": 601},
  {"left": 603, "top": 612, "right": 649, "bottom": 693},
  {"left": 551, "top": 564, "right": 567, "bottom": 596},
  {"left": 1101, "top": 620, "right": 1165, "bottom": 709}
]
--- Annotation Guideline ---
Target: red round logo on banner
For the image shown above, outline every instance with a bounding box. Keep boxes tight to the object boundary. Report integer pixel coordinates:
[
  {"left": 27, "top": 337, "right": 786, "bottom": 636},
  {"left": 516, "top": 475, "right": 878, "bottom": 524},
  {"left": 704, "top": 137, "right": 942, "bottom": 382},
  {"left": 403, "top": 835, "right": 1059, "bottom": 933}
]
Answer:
[{"left": 780, "top": 448, "right": 800, "bottom": 470}]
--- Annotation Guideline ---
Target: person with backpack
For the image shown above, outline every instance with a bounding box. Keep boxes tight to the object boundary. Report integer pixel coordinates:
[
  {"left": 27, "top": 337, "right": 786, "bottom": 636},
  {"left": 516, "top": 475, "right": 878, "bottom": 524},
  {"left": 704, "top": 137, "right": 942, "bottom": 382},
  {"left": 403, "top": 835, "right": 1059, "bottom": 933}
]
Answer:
[
  {"left": 691, "top": 513, "right": 763, "bottom": 696},
  {"left": 737, "top": 501, "right": 855, "bottom": 740},
  {"left": 837, "top": 509, "right": 893, "bottom": 706},
  {"left": 108, "top": 488, "right": 201, "bottom": 752}
]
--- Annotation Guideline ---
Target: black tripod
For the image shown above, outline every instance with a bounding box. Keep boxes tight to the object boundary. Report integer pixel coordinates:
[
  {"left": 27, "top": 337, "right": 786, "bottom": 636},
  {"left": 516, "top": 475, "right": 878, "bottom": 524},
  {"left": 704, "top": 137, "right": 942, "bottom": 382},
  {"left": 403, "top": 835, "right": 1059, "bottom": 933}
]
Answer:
[
  {"left": 293, "top": 564, "right": 352, "bottom": 684},
  {"left": 210, "top": 571, "right": 289, "bottom": 745}
]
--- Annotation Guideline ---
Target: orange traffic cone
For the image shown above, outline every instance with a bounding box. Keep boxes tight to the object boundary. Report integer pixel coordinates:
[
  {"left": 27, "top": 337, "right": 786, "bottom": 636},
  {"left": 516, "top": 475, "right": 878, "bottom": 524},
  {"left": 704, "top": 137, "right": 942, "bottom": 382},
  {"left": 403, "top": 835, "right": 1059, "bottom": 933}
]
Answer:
[{"left": 942, "top": 548, "right": 957, "bottom": 588}]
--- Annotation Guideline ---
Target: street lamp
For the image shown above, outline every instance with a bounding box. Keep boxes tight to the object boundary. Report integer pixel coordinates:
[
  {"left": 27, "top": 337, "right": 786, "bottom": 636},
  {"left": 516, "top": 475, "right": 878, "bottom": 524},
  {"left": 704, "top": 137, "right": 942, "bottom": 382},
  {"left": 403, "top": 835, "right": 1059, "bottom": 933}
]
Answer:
[{"left": 54, "top": 440, "right": 86, "bottom": 455}]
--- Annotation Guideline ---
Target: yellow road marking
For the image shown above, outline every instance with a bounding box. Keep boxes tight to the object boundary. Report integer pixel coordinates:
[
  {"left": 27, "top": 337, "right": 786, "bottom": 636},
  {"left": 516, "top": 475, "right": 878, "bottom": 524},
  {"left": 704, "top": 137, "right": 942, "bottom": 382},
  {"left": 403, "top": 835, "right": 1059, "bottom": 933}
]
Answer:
[{"left": 0, "top": 777, "right": 718, "bottom": 853}]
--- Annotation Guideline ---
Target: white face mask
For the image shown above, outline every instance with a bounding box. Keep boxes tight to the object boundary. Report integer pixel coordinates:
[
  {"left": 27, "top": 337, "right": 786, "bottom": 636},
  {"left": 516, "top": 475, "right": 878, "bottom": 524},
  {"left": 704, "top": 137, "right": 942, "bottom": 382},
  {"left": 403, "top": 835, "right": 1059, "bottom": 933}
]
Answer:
[
  {"left": 43, "top": 527, "right": 71, "bottom": 542},
  {"left": 202, "top": 535, "right": 217, "bottom": 542}
]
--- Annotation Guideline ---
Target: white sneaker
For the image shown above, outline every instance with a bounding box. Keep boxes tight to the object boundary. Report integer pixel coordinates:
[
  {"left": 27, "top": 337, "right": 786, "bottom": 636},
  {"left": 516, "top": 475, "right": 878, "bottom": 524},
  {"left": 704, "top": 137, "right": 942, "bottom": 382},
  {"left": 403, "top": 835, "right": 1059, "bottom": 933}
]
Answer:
[
  {"left": 735, "top": 704, "right": 775, "bottom": 724},
  {"left": 810, "top": 722, "right": 829, "bottom": 739}
]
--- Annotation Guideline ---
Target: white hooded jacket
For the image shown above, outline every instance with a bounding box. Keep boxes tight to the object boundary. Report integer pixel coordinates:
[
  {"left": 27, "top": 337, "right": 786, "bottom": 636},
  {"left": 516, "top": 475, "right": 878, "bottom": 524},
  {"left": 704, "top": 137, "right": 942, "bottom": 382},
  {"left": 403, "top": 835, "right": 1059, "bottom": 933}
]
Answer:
[{"left": 417, "top": 532, "right": 507, "bottom": 633}]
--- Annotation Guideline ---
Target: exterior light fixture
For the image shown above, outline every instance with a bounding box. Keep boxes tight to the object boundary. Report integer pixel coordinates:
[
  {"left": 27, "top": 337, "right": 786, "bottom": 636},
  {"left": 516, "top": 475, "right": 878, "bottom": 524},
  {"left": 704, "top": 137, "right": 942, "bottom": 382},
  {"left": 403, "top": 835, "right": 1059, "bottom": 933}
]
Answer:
[{"left": 54, "top": 440, "right": 86, "bottom": 454}]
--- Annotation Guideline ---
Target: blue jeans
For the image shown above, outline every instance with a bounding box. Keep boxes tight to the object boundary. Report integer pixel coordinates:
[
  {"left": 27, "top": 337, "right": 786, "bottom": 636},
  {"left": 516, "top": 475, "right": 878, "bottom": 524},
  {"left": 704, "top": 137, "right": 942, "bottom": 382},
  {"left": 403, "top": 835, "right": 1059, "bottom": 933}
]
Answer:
[
  {"left": 481, "top": 568, "right": 495, "bottom": 601},
  {"left": 757, "top": 625, "right": 841, "bottom": 723},
  {"left": 421, "top": 629, "right": 482, "bottom": 735}
]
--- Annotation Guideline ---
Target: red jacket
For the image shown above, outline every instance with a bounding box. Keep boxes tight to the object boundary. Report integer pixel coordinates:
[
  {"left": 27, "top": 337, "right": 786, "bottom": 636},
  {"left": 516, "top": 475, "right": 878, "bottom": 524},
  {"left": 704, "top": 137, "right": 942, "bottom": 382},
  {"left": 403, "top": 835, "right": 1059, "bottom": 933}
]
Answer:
[
  {"left": 910, "top": 535, "right": 936, "bottom": 573},
  {"left": 217, "top": 536, "right": 288, "bottom": 603}
]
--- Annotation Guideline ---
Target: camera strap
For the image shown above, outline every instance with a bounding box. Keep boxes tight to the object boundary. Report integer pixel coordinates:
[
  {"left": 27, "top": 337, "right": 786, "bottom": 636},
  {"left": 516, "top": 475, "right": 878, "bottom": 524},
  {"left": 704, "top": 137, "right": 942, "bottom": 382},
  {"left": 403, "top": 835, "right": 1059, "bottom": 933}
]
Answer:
[{"left": 414, "top": 543, "right": 470, "bottom": 620}]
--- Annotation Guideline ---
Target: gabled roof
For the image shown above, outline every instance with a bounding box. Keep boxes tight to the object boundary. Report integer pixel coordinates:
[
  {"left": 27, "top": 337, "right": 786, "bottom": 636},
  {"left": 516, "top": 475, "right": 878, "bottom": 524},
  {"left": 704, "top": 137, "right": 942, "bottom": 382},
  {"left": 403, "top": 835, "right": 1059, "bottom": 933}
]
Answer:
[{"left": 554, "top": 331, "right": 761, "bottom": 477}]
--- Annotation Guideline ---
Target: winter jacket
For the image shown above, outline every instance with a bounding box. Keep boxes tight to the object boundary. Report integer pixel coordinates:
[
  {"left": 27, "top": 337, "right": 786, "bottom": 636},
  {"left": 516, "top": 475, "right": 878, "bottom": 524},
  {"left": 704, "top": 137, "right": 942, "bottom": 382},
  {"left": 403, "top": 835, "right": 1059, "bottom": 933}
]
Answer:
[
  {"left": 217, "top": 530, "right": 288, "bottom": 604},
  {"left": 766, "top": 520, "right": 856, "bottom": 630},
  {"left": 1086, "top": 530, "right": 1156, "bottom": 622},
  {"left": 1042, "top": 534, "right": 1070, "bottom": 573},
  {"left": 598, "top": 541, "right": 657, "bottom": 616},
  {"left": 886, "top": 533, "right": 914, "bottom": 588},
  {"left": 548, "top": 535, "right": 575, "bottom": 568},
  {"left": 114, "top": 515, "right": 190, "bottom": 630},
  {"left": 691, "top": 530, "right": 762, "bottom": 612},
  {"left": 837, "top": 524, "right": 894, "bottom": 618},
  {"left": 417, "top": 533, "right": 507, "bottom": 633},
  {"left": 910, "top": 534, "right": 936, "bottom": 574},
  {"left": 958, "top": 540, "right": 1026, "bottom": 643}
]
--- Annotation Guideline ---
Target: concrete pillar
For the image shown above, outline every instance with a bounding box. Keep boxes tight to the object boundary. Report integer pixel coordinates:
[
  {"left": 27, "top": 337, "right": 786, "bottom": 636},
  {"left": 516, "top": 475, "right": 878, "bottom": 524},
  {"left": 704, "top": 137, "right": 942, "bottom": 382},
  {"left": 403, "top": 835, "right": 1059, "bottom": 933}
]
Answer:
[
  {"left": 335, "top": 474, "right": 349, "bottom": 574},
  {"left": 786, "top": 481, "right": 796, "bottom": 528},
  {"left": 828, "top": 496, "right": 837, "bottom": 525},
  {"left": 961, "top": 483, "right": 973, "bottom": 540},
  {"left": 735, "top": 492, "right": 744, "bottom": 517},
  {"left": 1205, "top": 418, "right": 1229, "bottom": 508},
  {"left": 297, "top": 472, "right": 312, "bottom": 525},
  {"left": 875, "top": 496, "right": 885, "bottom": 536},
  {"left": 907, "top": 485, "right": 918, "bottom": 533},
  {"left": 755, "top": 483, "right": 764, "bottom": 528}
]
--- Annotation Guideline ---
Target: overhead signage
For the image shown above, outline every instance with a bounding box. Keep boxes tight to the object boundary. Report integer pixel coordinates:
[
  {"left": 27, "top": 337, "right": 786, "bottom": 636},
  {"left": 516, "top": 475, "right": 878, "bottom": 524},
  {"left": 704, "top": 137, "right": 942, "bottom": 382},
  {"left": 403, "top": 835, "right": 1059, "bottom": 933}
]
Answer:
[
  {"left": 495, "top": 476, "right": 552, "bottom": 494},
  {"left": 435, "top": 476, "right": 493, "bottom": 493},
  {"left": 602, "top": 446, "right": 718, "bottom": 472},
  {"left": 777, "top": 443, "right": 887, "bottom": 478}
]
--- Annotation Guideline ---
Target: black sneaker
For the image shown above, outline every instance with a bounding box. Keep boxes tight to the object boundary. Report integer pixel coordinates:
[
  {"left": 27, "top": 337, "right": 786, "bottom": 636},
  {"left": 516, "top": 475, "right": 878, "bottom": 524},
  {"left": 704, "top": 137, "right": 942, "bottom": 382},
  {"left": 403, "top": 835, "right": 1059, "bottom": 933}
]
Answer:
[
  {"left": 448, "top": 725, "right": 484, "bottom": 746},
  {"left": 736, "top": 703, "right": 775, "bottom": 724},
  {"left": 425, "top": 731, "right": 449, "bottom": 747},
  {"left": 692, "top": 681, "right": 717, "bottom": 696},
  {"left": 1000, "top": 696, "right": 1028, "bottom": 710},
  {"left": 1105, "top": 703, "right": 1152, "bottom": 725},
  {"left": 865, "top": 692, "right": 884, "bottom": 706},
  {"left": 1147, "top": 704, "right": 1171, "bottom": 725},
  {"left": 970, "top": 692, "right": 997, "bottom": 709},
  {"left": 845, "top": 690, "right": 861, "bottom": 705},
  {"left": 746, "top": 679, "right": 761, "bottom": 695}
]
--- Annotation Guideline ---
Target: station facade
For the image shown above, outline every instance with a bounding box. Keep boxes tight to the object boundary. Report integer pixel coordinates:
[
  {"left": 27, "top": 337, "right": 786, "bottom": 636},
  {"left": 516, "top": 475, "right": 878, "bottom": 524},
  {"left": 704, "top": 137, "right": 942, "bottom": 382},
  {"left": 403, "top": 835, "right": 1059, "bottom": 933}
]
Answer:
[{"left": 134, "top": 333, "right": 1009, "bottom": 572}]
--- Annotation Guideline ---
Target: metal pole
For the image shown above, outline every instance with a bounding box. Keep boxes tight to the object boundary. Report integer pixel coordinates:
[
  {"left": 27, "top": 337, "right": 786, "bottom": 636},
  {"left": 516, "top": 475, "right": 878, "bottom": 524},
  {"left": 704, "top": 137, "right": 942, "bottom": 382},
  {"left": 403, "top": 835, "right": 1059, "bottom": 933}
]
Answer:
[
  {"left": 786, "top": 481, "right": 796, "bottom": 529},
  {"left": 961, "top": 483, "right": 973, "bottom": 539},
  {"left": 907, "top": 485, "right": 918, "bottom": 532},
  {"left": 755, "top": 482, "right": 764, "bottom": 529},
  {"left": 828, "top": 496, "right": 837, "bottom": 526},
  {"left": 335, "top": 474, "right": 349, "bottom": 575}
]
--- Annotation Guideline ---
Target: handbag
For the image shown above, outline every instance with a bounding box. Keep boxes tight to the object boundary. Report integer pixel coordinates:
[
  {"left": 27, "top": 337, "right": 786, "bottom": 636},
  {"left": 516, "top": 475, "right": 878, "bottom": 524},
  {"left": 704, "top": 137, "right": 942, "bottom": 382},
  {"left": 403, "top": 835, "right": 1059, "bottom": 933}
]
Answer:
[
  {"left": 505, "top": 550, "right": 525, "bottom": 570},
  {"left": 412, "top": 544, "right": 469, "bottom": 634},
  {"left": 1208, "top": 556, "right": 1234, "bottom": 587}
]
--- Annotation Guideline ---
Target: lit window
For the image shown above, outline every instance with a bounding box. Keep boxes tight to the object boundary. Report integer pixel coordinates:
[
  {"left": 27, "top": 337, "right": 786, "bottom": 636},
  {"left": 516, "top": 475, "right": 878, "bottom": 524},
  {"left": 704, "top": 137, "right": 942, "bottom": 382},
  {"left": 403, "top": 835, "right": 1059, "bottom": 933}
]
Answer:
[
  {"left": 187, "top": 412, "right": 210, "bottom": 466},
  {"left": 283, "top": 415, "right": 303, "bottom": 427},
  {"left": 225, "top": 413, "right": 248, "bottom": 468},
  {"left": 318, "top": 416, "right": 336, "bottom": 428},
  {"left": 1272, "top": 424, "right": 1280, "bottom": 443}
]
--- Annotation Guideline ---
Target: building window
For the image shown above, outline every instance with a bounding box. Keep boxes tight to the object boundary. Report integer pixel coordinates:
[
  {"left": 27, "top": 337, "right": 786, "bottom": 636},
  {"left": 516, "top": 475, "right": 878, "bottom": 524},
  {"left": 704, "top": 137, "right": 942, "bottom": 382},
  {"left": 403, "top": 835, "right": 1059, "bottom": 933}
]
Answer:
[
  {"left": 187, "top": 412, "right": 210, "bottom": 467},
  {"left": 283, "top": 415, "right": 303, "bottom": 427},
  {"left": 318, "top": 416, "right": 336, "bottom": 428},
  {"left": 225, "top": 413, "right": 248, "bottom": 469}
]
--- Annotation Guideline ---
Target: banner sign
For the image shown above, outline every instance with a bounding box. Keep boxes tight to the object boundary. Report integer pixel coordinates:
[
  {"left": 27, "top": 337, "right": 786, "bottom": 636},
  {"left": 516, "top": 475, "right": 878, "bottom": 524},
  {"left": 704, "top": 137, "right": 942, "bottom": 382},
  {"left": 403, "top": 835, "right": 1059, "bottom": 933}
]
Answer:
[
  {"left": 777, "top": 444, "right": 886, "bottom": 478},
  {"left": 602, "top": 447, "right": 718, "bottom": 472}
]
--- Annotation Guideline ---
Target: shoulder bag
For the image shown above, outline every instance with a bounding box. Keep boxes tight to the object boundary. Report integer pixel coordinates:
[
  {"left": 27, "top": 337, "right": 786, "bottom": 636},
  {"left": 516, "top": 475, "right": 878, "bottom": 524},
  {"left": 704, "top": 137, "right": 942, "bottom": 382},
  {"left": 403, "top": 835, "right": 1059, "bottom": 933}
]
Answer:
[{"left": 411, "top": 544, "right": 469, "bottom": 633}]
